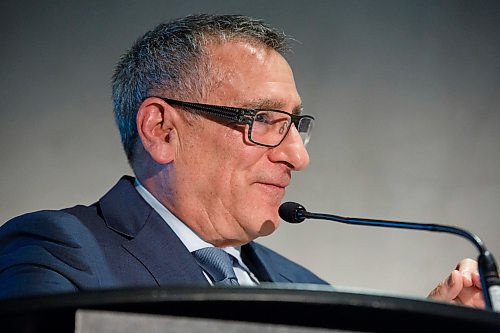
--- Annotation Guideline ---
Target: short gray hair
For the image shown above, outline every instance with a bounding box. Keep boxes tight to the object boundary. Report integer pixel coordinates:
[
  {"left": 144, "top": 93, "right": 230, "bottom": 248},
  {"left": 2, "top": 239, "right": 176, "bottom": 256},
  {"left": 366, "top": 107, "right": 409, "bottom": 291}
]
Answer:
[{"left": 112, "top": 14, "right": 289, "bottom": 167}]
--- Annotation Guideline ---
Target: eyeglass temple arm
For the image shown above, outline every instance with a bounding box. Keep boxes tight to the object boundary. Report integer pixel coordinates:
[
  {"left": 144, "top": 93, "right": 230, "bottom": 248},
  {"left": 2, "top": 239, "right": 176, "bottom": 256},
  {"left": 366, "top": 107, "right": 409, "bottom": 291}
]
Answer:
[{"left": 166, "top": 99, "right": 253, "bottom": 124}]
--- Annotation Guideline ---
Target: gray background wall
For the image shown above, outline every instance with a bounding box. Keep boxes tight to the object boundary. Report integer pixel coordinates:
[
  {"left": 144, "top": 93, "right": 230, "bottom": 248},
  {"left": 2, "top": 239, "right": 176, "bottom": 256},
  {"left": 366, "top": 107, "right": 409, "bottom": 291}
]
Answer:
[{"left": 1, "top": 0, "right": 499, "bottom": 298}]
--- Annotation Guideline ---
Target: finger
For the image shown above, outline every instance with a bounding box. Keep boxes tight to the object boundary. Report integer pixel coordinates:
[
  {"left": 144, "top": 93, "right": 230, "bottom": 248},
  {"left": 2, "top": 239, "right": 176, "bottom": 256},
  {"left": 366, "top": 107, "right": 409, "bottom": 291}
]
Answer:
[
  {"left": 472, "top": 271, "right": 483, "bottom": 290},
  {"left": 456, "top": 286, "right": 486, "bottom": 309},
  {"left": 455, "top": 258, "right": 477, "bottom": 271},
  {"left": 461, "top": 272, "right": 473, "bottom": 287},
  {"left": 455, "top": 258, "right": 478, "bottom": 287},
  {"left": 428, "top": 270, "right": 463, "bottom": 301}
]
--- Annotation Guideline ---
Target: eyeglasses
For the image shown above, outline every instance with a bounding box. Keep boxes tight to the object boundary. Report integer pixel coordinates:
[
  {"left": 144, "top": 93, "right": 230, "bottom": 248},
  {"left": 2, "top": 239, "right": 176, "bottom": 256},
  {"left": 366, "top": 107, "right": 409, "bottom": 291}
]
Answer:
[{"left": 148, "top": 97, "right": 315, "bottom": 148}]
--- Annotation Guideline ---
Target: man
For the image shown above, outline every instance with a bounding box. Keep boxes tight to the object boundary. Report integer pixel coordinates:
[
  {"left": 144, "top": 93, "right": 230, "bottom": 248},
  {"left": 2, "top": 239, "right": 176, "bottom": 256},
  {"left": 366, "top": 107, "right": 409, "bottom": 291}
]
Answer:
[{"left": 0, "top": 14, "right": 485, "bottom": 307}]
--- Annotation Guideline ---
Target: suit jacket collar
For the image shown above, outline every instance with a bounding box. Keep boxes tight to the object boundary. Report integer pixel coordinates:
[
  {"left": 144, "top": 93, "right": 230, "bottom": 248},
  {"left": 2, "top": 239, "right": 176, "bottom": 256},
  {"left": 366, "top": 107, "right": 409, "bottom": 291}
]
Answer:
[
  {"left": 99, "top": 176, "right": 149, "bottom": 238},
  {"left": 98, "top": 176, "right": 207, "bottom": 286}
]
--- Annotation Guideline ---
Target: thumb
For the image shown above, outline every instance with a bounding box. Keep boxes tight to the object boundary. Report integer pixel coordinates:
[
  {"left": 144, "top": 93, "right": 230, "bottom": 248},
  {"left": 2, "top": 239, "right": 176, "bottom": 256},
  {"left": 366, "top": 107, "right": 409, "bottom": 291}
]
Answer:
[{"left": 428, "top": 270, "right": 464, "bottom": 301}]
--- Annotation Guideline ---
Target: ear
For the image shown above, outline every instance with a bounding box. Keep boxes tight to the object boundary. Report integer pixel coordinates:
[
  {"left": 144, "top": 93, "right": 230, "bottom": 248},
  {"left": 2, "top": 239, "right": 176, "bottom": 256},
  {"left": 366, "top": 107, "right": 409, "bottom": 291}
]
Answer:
[{"left": 136, "top": 97, "right": 178, "bottom": 164}]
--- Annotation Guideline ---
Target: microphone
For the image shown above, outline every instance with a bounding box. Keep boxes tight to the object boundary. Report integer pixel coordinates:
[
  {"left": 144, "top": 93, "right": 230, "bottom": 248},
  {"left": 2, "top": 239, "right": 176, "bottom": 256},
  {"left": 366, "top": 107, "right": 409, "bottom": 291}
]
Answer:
[{"left": 279, "top": 201, "right": 500, "bottom": 312}]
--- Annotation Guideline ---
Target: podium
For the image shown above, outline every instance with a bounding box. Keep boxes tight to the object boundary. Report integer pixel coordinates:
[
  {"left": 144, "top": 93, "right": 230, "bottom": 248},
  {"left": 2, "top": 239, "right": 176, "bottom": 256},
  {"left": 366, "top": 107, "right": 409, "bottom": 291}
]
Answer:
[{"left": 1, "top": 285, "right": 499, "bottom": 332}]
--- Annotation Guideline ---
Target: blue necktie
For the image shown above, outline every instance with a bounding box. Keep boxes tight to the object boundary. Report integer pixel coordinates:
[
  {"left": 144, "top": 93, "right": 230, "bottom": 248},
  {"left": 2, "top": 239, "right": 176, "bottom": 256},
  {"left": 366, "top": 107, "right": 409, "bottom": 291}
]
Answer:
[{"left": 192, "top": 247, "right": 240, "bottom": 286}]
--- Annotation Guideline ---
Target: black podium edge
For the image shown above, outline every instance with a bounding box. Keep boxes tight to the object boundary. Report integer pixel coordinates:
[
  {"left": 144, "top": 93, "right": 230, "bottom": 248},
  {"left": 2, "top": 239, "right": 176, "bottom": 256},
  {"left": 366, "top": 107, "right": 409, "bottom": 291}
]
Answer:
[{"left": 0, "top": 285, "right": 499, "bottom": 332}]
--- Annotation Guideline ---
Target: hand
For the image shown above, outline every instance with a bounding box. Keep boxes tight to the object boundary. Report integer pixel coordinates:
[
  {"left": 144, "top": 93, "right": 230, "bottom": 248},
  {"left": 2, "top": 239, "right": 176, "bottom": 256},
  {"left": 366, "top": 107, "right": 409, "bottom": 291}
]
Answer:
[{"left": 428, "top": 258, "right": 485, "bottom": 309}]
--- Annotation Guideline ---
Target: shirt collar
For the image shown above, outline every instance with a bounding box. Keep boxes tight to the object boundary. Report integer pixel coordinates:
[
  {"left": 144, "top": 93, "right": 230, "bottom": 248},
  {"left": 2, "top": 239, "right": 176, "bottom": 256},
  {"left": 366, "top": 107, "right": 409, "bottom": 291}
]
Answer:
[{"left": 134, "top": 179, "right": 246, "bottom": 266}]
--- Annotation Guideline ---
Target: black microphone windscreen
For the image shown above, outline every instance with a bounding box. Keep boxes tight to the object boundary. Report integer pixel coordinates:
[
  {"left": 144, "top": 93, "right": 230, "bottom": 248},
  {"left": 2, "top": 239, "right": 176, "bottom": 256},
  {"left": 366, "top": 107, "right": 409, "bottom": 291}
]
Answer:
[{"left": 279, "top": 202, "right": 306, "bottom": 223}]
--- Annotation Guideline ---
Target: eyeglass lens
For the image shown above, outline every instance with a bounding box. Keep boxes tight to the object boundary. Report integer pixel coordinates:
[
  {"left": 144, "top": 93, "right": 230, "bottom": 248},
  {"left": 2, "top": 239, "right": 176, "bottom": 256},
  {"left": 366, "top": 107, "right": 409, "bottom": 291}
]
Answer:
[
  {"left": 298, "top": 117, "right": 313, "bottom": 146},
  {"left": 250, "top": 111, "right": 313, "bottom": 147}
]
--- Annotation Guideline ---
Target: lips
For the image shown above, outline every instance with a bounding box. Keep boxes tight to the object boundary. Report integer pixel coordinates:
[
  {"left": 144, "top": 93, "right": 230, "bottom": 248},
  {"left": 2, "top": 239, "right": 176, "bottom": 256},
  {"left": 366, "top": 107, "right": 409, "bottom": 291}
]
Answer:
[
  {"left": 255, "top": 177, "right": 290, "bottom": 189},
  {"left": 254, "top": 178, "right": 289, "bottom": 200},
  {"left": 258, "top": 181, "right": 287, "bottom": 188},
  {"left": 253, "top": 171, "right": 291, "bottom": 201},
  {"left": 258, "top": 184, "right": 285, "bottom": 196}
]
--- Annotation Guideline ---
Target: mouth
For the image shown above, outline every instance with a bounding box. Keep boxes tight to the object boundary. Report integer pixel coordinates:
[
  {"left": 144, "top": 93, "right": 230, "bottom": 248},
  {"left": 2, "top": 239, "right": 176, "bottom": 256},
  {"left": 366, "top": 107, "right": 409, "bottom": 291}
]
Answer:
[
  {"left": 254, "top": 182, "right": 287, "bottom": 200},
  {"left": 260, "top": 181, "right": 287, "bottom": 188},
  {"left": 256, "top": 176, "right": 290, "bottom": 188},
  {"left": 258, "top": 182, "right": 286, "bottom": 189}
]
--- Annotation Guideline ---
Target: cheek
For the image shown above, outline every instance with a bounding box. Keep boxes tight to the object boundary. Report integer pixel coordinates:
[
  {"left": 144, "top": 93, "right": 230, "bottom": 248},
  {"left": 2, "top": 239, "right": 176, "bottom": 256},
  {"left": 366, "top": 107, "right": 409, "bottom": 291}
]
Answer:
[
  {"left": 204, "top": 128, "right": 280, "bottom": 234},
  {"left": 226, "top": 150, "right": 264, "bottom": 197}
]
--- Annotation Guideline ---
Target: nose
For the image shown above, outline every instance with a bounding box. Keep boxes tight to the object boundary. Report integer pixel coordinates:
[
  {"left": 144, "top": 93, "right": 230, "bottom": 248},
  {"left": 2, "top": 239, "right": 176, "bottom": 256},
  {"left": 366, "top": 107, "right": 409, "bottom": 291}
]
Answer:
[{"left": 268, "top": 125, "right": 310, "bottom": 171}]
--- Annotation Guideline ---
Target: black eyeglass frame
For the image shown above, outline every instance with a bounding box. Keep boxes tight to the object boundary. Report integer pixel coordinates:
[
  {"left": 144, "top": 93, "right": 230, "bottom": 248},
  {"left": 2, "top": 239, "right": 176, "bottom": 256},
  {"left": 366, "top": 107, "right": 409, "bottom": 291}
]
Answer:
[{"left": 148, "top": 96, "right": 315, "bottom": 148}]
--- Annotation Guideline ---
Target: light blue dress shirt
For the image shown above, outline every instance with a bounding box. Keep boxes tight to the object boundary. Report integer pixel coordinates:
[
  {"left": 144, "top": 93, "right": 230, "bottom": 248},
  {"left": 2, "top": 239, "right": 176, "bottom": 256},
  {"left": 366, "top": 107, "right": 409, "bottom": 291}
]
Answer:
[{"left": 135, "top": 180, "right": 258, "bottom": 286}]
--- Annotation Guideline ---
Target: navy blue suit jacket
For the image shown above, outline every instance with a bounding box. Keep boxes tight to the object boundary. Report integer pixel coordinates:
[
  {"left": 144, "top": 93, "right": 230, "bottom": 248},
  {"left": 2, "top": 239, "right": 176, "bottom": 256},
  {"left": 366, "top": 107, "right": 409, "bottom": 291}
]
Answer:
[{"left": 0, "top": 176, "right": 327, "bottom": 299}]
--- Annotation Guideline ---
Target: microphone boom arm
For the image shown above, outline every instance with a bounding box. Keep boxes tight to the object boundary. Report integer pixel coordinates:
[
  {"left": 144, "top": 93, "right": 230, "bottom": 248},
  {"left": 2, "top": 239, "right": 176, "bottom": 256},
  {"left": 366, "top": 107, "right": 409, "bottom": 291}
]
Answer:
[
  {"left": 285, "top": 202, "right": 500, "bottom": 312},
  {"left": 301, "top": 211, "right": 487, "bottom": 253}
]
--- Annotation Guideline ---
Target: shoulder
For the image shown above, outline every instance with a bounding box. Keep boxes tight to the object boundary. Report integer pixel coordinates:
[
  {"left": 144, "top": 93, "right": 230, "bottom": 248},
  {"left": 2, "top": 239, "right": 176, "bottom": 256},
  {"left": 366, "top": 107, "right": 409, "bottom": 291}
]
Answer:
[
  {"left": 3, "top": 208, "right": 90, "bottom": 235},
  {"left": 0, "top": 208, "right": 101, "bottom": 250},
  {"left": 0, "top": 209, "right": 107, "bottom": 298}
]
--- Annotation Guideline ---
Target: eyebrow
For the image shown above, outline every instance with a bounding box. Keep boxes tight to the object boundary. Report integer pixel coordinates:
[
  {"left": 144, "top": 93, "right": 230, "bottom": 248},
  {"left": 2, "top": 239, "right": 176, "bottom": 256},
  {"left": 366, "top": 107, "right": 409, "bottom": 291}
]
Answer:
[{"left": 236, "top": 98, "right": 303, "bottom": 116}]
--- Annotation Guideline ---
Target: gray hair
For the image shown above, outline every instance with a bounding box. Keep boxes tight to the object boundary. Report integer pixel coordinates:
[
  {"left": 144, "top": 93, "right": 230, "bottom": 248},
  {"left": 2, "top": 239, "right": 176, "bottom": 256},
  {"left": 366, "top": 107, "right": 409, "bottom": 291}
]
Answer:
[{"left": 112, "top": 14, "right": 289, "bottom": 167}]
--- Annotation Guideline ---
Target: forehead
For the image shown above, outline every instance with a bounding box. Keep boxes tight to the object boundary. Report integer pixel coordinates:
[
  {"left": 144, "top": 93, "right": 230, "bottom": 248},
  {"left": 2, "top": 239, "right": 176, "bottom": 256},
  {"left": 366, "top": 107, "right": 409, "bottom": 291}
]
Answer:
[{"left": 204, "top": 41, "right": 301, "bottom": 112}]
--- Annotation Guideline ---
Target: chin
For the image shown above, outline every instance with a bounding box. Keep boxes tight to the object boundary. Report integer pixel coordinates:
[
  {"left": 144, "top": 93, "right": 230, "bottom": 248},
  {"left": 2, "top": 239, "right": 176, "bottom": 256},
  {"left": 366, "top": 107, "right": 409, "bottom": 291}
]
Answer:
[
  {"left": 240, "top": 202, "right": 280, "bottom": 239},
  {"left": 257, "top": 218, "right": 280, "bottom": 237}
]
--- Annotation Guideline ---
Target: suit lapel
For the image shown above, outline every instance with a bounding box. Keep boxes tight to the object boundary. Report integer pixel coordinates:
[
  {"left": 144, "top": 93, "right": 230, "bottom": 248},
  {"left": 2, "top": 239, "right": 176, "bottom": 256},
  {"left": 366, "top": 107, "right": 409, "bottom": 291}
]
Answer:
[
  {"left": 122, "top": 210, "right": 207, "bottom": 285},
  {"left": 241, "top": 242, "right": 295, "bottom": 283},
  {"left": 99, "top": 176, "right": 207, "bottom": 286}
]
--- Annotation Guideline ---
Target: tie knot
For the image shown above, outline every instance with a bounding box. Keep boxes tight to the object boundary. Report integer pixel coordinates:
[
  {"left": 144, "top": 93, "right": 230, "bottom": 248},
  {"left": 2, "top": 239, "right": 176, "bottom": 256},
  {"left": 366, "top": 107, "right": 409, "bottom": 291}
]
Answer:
[{"left": 192, "top": 247, "right": 239, "bottom": 286}]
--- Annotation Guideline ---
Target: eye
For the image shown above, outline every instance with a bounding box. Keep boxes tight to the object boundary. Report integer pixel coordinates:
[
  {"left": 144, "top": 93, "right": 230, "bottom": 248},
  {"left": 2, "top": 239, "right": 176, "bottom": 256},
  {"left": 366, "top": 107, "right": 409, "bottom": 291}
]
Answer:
[{"left": 254, "top": 112, "right": 271, "bottom": 124}]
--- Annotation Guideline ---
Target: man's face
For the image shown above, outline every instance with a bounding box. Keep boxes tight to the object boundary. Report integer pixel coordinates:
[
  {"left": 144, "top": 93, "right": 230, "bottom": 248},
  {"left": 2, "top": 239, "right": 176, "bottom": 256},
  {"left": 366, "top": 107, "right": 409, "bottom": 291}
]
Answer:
[{"left": 170, "top": 41, "right": 310, "bottom": 246}]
